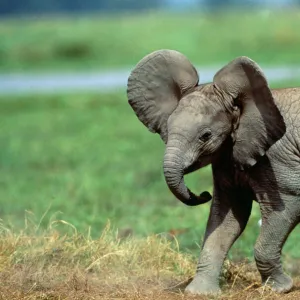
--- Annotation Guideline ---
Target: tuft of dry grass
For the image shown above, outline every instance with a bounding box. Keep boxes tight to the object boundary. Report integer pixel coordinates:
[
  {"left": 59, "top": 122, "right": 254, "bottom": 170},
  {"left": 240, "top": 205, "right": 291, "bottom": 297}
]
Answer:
[{"left": 0, "top": 219, "right": 299, "bottom": 300}]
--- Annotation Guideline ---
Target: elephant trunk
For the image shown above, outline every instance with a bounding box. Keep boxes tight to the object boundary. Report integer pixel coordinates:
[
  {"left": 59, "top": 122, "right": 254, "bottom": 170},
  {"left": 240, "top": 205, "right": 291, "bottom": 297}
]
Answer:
[{"left": 163, "top": 145, "right": 212, "bottom": 206}]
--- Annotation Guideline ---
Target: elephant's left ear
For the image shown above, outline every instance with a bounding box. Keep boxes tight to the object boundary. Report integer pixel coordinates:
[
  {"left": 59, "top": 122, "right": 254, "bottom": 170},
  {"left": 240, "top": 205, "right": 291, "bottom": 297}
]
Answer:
[
  {"left": 213, "top": 56, "right": 286, "bottom": 170},
  {"left": 127, "top": 50, "right": 199, "bottom": 144}
]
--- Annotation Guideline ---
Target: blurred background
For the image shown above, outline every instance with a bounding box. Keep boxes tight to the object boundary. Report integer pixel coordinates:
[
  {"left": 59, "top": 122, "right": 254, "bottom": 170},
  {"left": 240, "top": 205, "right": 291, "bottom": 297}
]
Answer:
[{"left": 1, "top": 0, "right": 300, "bottom": 263}]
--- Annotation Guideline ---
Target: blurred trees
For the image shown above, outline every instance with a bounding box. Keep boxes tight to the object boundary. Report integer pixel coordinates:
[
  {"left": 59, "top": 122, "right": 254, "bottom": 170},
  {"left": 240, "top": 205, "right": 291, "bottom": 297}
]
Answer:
[
  {"left": 204, "top": 0, "right": 234, "bottom": 9},
  {"left": 0, "top": 0, "right": 295, "bottom": 15},
  {"left": 0, "top": 0, "right": 161, "bottom": 15}
]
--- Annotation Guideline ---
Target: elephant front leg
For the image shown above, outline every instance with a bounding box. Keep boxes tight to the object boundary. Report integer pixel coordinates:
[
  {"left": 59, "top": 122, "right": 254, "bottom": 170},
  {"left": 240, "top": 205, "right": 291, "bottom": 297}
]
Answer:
[
  {"left": 254, "top": 196, "right": 300, "bottom": 293},
  {"left": 185, "top": 189, "right": 252, "bottom": 295}
]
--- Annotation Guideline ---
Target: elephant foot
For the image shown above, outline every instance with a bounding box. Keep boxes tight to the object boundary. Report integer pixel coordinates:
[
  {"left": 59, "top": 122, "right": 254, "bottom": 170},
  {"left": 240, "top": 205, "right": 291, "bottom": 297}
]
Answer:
[
  {"left": 185, "top": 276, "right": 221, "bottom": 295},
  {"left": 262, "top": 273, "right": 293, "bottom": 293}
]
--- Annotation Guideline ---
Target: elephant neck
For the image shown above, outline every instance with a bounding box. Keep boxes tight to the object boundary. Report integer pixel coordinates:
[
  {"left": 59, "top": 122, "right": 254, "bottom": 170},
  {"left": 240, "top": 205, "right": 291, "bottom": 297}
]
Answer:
[{"left": 212, "top": 137, "right": 234, "bottom": 168}]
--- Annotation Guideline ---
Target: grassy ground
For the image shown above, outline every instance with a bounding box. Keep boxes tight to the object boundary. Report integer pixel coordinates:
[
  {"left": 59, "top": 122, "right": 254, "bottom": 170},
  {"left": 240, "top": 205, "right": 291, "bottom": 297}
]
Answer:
[
  {"left": 1, "top": 79, "right": 300, "bottom": 262},
  {"left": 2, "top": 9, "right": 300, "bottom": 300},
  {"left": 1, "top": 10, "right": 300, "bottom": 72},
  {"left": 0, "top": 223, "right": 300, "bottom": 300},
  {"left": 0, "top": 90, "right": 219, "bottom": 256}
]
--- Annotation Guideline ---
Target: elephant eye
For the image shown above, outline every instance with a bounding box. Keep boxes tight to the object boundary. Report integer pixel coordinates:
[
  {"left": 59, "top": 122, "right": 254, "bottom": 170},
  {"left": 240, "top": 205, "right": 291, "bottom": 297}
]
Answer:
[{"left": 199, "top": 130, "right": 212, "bottom": 142}]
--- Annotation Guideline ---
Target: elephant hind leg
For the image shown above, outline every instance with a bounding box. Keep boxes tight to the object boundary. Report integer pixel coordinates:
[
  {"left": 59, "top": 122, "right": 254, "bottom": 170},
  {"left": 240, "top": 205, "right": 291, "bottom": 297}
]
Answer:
[{"left": 254, "top": 200, "right": 300, "bottom": 293}]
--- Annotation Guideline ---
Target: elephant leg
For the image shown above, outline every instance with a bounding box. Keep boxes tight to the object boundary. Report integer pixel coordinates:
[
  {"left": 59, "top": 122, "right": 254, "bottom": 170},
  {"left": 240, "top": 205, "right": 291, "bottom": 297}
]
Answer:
[
  {"left": 185, "top": 188, "right": 252, "bottom": 295},
  {"left": 254, "top": 197, "right": 300, "bottom": 293}
]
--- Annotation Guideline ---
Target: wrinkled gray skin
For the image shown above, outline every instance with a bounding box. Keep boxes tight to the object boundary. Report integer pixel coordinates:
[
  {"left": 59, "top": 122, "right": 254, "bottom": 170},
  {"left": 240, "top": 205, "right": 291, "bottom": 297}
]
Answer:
[{"left": 127, "top": 49, "right": 300, "bottom": 295}]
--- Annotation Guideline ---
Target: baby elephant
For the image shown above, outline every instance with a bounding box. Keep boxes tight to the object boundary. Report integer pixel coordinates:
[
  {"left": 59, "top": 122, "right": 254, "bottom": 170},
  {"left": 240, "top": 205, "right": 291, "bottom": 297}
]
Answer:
[{"left": 127, "top": 49, "right": 300, "bottom": 295}]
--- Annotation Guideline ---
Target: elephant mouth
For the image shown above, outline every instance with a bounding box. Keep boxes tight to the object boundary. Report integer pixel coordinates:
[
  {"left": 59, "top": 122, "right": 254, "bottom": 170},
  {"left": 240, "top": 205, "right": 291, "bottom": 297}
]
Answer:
[
  {"left": 184, "top": 155, "right": 212, "bottom": 175},
  {"left": 184, "top": 160, "right": 203, "bottom": 175}
]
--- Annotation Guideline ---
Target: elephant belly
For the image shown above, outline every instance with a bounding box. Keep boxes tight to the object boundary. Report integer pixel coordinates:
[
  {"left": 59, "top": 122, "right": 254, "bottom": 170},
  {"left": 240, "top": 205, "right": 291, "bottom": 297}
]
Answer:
[{"left": 247, "top": 150, "right": 300, "bottom": 203}]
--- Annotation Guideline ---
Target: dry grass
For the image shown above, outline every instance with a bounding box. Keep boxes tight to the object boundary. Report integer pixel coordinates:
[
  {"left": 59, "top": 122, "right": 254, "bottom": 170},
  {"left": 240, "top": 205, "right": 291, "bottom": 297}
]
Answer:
[{"left": 0, "top": 219, "right": 300, "bottom": 300}]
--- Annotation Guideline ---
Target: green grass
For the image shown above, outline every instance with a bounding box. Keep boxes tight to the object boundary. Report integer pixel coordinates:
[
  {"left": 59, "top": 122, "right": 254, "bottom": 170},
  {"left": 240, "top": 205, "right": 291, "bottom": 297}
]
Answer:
[
  {"left": 1, "top": 10, "right": 300, "bottom": 72},
  {"left": 1, "top": 81, "right": 300, "bottom": 260}
]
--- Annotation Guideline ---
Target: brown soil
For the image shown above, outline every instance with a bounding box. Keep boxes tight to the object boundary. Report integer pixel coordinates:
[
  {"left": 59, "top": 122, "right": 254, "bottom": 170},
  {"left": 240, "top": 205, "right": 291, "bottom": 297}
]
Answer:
[{"left": 1, "top": 259, "right": 300, "bottom": 299}]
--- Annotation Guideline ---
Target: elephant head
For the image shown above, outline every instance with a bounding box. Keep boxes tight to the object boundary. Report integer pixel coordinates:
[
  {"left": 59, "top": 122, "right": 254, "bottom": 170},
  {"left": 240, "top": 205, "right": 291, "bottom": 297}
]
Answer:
[{"left": 127, "top": 50, "right": 286, "bottom": 206}]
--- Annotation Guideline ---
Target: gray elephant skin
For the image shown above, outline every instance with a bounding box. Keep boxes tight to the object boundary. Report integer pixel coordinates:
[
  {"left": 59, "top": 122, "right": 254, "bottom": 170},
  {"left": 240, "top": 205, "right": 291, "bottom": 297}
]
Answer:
[{"left": 126, "top": 49, "right": 300, "bottom": 295}]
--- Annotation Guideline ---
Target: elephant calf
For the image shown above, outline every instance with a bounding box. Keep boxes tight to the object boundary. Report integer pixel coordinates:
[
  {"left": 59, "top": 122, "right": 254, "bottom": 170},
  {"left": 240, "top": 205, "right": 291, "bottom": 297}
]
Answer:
[{"left": 127, "top": 49, "right": 300, "bottom": 295}]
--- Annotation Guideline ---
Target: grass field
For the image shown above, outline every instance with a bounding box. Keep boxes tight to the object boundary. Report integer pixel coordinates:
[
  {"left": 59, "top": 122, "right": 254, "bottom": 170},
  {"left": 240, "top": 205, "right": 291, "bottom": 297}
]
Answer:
[
  {"left": 1, "top": 10, "right": 300, "bottom": 72},
  {"left": 1, "top": 78, "right": 300, "bottom": 263},
  {"left": 2, "top": 8, "right": 300, "bottom": 299},
  {"left": 0, "top": 223, "right": 300, "bottom": 299}
]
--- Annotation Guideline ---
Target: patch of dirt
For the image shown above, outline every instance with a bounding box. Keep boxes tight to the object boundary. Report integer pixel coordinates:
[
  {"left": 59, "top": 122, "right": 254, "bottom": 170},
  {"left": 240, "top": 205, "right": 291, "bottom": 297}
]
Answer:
[
  {"left": 1, "top": 263, "right": 300, "bottom": 300},
  {"left": 1, "top": 224, "right": 300, "bottom": 300}
]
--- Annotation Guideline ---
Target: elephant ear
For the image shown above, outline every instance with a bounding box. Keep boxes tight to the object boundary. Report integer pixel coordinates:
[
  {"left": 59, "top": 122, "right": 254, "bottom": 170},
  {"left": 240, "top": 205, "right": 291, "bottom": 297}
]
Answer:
[
  {"left": 213, "top": 56, "right": 286, "bottom": 170},
  {"left": 127, "top": 49, "right": 199, "bottom": 143}
]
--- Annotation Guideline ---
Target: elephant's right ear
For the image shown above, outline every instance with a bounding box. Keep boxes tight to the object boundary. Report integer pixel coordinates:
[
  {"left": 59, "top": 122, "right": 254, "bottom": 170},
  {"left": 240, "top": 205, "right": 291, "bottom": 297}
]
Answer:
[
  {"left": 213, "top": 56, "right": 286, "bottom": 169},
  {"left": 127, "top": 50, "right": 199, "bottom": 143}
]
